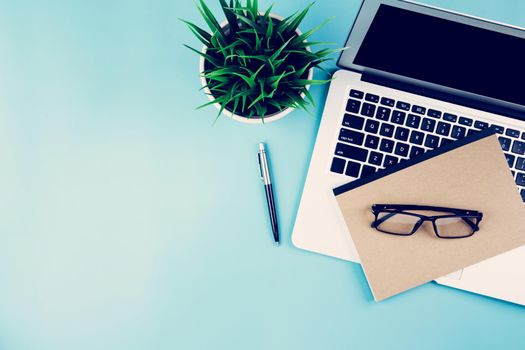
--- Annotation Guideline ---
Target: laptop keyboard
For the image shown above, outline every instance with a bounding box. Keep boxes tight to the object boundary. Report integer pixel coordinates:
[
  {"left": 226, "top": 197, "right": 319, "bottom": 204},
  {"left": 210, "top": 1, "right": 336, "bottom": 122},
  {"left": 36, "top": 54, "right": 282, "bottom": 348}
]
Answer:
[{"left": 331, "top": 89, "right": 525, "bottom": 203}]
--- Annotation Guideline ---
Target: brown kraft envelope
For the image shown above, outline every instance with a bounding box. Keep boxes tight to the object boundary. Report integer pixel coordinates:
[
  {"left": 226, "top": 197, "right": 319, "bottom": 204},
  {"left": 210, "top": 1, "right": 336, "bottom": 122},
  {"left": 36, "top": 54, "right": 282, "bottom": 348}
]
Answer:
[{"left": 333, "top": 129, "right": 525, "bottom": 301}]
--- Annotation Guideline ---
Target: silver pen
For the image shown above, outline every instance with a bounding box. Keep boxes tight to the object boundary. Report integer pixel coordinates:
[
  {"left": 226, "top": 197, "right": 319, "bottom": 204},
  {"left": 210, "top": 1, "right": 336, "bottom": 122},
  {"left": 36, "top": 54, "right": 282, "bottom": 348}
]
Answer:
[{"left": 257, "top": 142, "right": 280, "bottom": 245}]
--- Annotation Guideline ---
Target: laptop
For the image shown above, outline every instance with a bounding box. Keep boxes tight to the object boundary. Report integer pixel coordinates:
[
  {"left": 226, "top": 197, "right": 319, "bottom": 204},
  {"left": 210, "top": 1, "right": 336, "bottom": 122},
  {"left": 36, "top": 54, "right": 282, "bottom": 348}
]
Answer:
[{"left": 292, "top": 0, "right": 525, "bottom": 305}]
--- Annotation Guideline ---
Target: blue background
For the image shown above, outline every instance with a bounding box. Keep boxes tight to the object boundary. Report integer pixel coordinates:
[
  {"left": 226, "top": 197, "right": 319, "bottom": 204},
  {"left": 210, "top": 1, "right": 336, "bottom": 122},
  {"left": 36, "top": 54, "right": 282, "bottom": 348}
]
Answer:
[{"left": 0, "top": 0, "right": 524, "bottom": 349}]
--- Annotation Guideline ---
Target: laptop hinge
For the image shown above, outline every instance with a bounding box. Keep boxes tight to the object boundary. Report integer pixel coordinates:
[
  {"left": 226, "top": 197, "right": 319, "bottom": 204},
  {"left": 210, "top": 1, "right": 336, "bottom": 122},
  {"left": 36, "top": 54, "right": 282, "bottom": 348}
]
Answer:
[{"left": 361, "top": 73, "right": 525, "bottom": 122}]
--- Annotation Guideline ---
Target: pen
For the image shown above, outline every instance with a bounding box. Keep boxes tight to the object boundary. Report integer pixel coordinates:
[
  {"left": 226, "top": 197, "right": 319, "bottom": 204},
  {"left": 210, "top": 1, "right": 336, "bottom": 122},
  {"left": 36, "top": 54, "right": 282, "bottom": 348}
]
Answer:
[{"left": 257, "top": 142, "right": 280, "bottom": 246}]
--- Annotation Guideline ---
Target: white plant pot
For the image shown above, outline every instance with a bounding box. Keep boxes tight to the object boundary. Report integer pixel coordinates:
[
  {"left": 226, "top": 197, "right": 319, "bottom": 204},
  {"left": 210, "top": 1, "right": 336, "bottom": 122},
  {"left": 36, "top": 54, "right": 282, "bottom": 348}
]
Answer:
[{"left": 198, "top": 14, "right": 314, "bottom": 124}]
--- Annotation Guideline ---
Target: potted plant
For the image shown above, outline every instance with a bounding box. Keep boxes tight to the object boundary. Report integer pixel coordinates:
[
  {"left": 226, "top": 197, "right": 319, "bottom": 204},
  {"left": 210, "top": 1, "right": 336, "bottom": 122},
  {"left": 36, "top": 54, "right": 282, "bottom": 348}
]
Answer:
[{"left": 182, "top": 0, "right": 340, "bottom": 123}]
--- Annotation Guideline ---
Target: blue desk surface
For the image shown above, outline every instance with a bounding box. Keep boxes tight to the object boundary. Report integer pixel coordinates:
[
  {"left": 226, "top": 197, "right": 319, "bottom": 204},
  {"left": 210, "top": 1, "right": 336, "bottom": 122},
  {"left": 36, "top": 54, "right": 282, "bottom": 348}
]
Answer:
[{"left": 1, "top": 0, "right": 524, "bottom": 349}]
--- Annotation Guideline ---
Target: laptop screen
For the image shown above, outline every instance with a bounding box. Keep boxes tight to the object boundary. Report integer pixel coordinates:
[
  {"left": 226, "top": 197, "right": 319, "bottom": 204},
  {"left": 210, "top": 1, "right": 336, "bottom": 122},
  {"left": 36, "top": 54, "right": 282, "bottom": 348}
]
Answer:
[{"left": 353, "top": 4, "right": 525, "bottom": 107}]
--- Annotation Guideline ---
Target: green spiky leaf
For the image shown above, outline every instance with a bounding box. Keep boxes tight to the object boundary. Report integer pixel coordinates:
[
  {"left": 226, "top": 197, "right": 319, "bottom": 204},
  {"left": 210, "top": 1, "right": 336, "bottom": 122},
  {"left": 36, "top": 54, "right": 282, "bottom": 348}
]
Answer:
[{"left": 182, "top": 1, "right": 341, "bottom": 120}]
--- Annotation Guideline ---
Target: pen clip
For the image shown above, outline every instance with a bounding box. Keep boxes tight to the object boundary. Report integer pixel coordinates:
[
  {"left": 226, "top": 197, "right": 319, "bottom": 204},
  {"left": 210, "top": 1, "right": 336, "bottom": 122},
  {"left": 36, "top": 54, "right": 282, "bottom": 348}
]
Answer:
[{"left": 257, "top": 153, "right": 263, "bottom": 180}]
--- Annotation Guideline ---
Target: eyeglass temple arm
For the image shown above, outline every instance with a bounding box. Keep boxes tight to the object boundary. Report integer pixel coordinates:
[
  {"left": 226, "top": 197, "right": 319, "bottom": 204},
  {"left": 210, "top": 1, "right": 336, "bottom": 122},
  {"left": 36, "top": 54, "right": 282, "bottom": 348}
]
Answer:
[
  {"left": 372, "top": 208, "right": 482, "bottom": 230},
  {"left": 373, "top": 204, "right": 480, "bottom": 216},
  {"left": 371, "top": 211, "right": 399, "bottom": 227},
  {"left": 461, "top": 217, "right": 481, "bottom": 231}
]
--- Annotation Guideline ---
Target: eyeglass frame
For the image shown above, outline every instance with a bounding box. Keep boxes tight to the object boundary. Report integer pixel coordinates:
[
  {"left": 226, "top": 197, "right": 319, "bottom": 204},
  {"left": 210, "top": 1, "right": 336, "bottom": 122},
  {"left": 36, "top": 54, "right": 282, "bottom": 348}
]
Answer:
[{"left": 371, "top": 204, "right": 483, "bottom": 239}]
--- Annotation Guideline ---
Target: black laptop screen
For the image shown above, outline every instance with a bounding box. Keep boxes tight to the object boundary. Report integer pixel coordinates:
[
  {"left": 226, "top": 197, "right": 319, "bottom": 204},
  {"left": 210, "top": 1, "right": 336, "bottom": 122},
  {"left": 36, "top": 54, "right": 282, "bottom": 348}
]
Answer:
[{"left": 354, "top": 4, "right": 525, "bottom": 107}]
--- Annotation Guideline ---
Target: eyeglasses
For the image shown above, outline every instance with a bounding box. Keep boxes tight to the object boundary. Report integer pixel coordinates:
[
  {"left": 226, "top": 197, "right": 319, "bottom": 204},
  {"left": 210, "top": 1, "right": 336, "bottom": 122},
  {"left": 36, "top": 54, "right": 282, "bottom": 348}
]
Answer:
[{"left": 371, "top": 204, "right": 483, "bottom": 239}]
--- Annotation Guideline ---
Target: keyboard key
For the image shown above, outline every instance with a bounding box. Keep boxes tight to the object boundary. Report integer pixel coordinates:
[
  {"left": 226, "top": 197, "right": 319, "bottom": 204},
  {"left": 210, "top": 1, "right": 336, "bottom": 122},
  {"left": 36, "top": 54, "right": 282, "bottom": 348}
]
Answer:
[
  {"left": 380, "top": 97, "right": 395, "bottom": 107},
  {"left": 411, "top": 105, "right": 426, "bottom": 115},
  {"left": 394, "top": 127, "right": 409, "bottom": 141},
  {"left": 440, "top": 138, "right": 454, "bottom": 146},
  {"left": 427, "top": 109, "right": 442, "bottom": 118},
  {"left": 506, "top": 128, "right": 521, "bottom": 138},
  {"left": 512, "top": 140, "right": 525, "bottom": 155},
  {"left": 474, "top": 120, "right": 489, "bottom": 130},
  {"left": 396, "top": 101, "right": 410, "bottom": 110},
  {"left": 345, "top": 160, "right": 361, "bottom": 177},
  {"left": 376, "top": 106, "right": 391, "bottom": 121},
  {"left": 335, "top": 143, "right": 368, "bottom": 162},
  {"left": 505, "top": 153, "right": 516, "bottom": 168},
  {"left": 346, "top": 99, "right": 361, "bottom": 113},
  {"left": 379, "top": 123, "right": 395, "bottom": 138},
  {"left": 421, "top": 118, "right": 436, "bottom": 132},
  {"left": 409, "top": 146, "right": 425, "bottom": 158},
  {"left": 467, "top": 129, "right": 478, "bottom": 137},
  {"left": 391, "top": 110, "right": 406, "bottom": 125},
  {"left": 492, "top": 125, "right": 504, "bottom": 134},
  {"left": 443, "top": 113, "right": 457, "bottom": 122},
  {"left": 425, "top": 134, "right": 440, "bottom": 149},
  {"left": 350, "top": 89, "right": 364, "bottom": 99},
  {"left": 383, "top": 155, "right": 399, "bottom": 167},
  {"left": 436, "top": 122, "right": 451, "bottom": 136},
  {"left": 361, "top": 102, "right": 376, "bottom": 117},
  {"left": 364, "top": 135, "right": 380, "bottom": 150},
  {"left": 409, "top": 130, "right": 424, "bottom": 145},
  {"left": 365, "top": 93, "right": 379, "bottom": 103},
  {"left": 330, "top": 157, "right": 346, "bottom": 174},
  {"left": 380, "top": 139, "right": 394, "bottom": 153},
  {"left": 459, "top": 117, "right": 473, "bottom": 126},
  {"left": 451, "top": 125, "right": 467, "bottom": 139},
  {"left": 343, "top": 114, "right": 365, "bottom": 130},
  {"left": 364, "top": 119, "right": 380, "bottom": 134},
  {"left": 512, "top": 170, "right": 516, "bottom": 178},
  {"left": 522, "top": 132, "right": 525, "bottom": 140},
  {"left": 499, "top": 137, "right": 511, "bottom": 151},
  {"left": 369, "top": 151, "right": 384, "bottom": 166},
  {"left": 517, "top": 172, "right": 525, "bottom": 186},
  {"left": 394, "top": 142, "right": 409, "bottom": 157},
  {"left": 361, "top": 165, "right": 376, "bottom": 177},
  {"left": 516, "top": 157, "right": 525, "bottom": 171},
  {"left": 339, "top": 128, "right": 365, "bottom": 145},
  {"left": 406, "top": 114, "right": 421, "bottom": 129},
  {"left": 521, "top": 189, "right": 525, "bottom": 202}
]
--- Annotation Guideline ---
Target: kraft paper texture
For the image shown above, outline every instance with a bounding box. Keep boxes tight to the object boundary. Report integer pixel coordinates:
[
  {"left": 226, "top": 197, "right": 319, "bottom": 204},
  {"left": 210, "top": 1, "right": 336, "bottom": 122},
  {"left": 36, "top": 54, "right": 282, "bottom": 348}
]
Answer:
[{"left": 335, "top": 134, "right": 525, "bottom": 301}]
